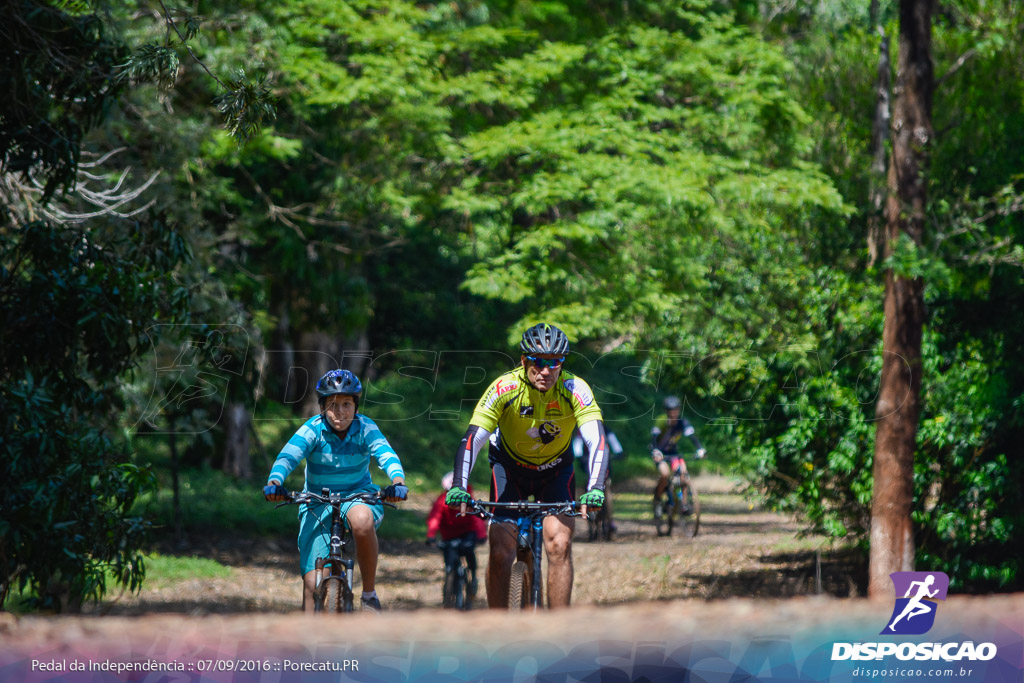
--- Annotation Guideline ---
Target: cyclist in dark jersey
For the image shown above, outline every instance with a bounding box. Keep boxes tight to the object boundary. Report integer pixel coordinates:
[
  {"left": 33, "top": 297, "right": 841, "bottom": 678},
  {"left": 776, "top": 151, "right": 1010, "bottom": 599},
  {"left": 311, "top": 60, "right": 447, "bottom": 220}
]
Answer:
[
  {"left": 446, "top": 323, "right": 609, "bottom": 609},
  {"left": 651, "top": 395, "right": 706, "bottom": 508}
]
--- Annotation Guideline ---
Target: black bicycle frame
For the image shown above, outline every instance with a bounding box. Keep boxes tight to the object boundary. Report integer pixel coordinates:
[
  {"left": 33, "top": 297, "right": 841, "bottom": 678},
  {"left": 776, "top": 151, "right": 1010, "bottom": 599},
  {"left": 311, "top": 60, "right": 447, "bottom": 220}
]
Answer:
[
  {"left": 470, "top": 500, "right": 579, "bottom": 609},
  {"left": 514, "top": 514, "right": 545, "bottom": 607},
  {"left": 274, "top": 487, "right": 394, "bottom": 612},
  {"left": 327, "top": 505, "right": 355, "bottom": 596}
]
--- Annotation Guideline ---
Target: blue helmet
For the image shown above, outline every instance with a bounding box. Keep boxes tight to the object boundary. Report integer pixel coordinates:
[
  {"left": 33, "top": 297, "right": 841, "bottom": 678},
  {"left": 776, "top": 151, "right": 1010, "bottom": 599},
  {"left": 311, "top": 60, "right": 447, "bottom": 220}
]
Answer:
[{"left": 316, "top": 369, "right": 363, "bottom": 404}]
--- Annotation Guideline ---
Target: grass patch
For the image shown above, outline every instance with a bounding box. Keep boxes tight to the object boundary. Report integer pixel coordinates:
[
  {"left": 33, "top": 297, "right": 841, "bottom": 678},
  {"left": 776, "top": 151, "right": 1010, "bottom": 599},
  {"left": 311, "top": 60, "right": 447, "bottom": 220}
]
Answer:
[
  {"left": 143, "top": 554, "right": 233, "bottom": 589},
  {"left": 608, "top": 491, "right": 653, "bottom": 522}
]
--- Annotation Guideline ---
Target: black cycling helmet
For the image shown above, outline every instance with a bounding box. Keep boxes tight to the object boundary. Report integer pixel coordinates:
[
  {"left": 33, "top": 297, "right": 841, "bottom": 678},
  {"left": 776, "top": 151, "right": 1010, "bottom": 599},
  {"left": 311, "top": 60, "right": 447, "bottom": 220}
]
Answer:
[
  {"left": 520, "top": 323, "right": 570, "bottom": 356},
  {"left": 663, "top": 395, "right": 682, "bottom": 411},
  {"left": 316, "top": 369, "right": 363, "bottom": 405}
]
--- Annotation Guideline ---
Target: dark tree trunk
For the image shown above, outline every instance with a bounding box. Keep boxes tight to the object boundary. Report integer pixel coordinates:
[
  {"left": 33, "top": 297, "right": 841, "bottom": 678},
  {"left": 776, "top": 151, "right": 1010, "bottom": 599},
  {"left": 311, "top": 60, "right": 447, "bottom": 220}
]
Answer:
[
  {"left": 269, "top": 298, "right": 297, "bottom": 404},
  {"left": 870, "top": 0, "right": 933, "bottom": 599},
  {"left": 169, "top": 421, "right": 183, "bottom": 545},
  {"left": 343, "top": 327, "right": 372, "bottom": 380},
  {"left": 296, "top": 330, "right": 337, "bottom": 416},
  {"left": 222, "top": 402, "right": 253, "bottom": 479}
]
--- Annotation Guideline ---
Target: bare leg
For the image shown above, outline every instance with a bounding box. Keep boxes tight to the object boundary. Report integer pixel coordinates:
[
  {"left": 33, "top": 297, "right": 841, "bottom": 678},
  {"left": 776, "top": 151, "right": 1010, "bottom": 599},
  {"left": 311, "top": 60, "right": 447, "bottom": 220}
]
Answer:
[
  {"left": 347, "top": 504, "right": 378, "bottom": 593},
  {"left": 302, "top": 569, "right": 317, "bottom": 612},
  {"left": 485, "top": 522, "right": 516, "bottom": 609},
  {"left": 654, "top": 460, "right": 671, "bottom": 499},
  {"left": 677, "top": 461, "right": 691, "bottom": 503},
  {"left": 543, "top": 514, "right": 575, "bottom": 608}
]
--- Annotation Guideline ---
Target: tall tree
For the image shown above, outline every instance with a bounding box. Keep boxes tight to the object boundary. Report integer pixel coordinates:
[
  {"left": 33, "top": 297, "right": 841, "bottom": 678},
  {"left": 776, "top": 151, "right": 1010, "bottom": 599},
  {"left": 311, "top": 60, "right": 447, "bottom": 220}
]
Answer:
[{"left": 869, "top": 0, "right": 933, "bottom": 598}]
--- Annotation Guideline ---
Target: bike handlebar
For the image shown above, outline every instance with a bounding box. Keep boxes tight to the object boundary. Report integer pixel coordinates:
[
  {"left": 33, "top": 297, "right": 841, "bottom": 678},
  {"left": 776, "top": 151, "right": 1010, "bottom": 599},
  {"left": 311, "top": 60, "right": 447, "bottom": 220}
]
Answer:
[
  {"left": 466, "top": 499, "right": 581, "bottom": 520},
  {"left": 274, "top": 489, "right": 397, "bottom": 509}
]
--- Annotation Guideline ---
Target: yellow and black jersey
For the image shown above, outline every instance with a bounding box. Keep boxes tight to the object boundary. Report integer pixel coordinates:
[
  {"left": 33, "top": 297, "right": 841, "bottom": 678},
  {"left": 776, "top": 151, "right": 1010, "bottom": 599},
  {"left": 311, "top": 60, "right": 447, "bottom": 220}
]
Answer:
[{"left": 468, "top": 366, "right": 603, "bottom": 468}]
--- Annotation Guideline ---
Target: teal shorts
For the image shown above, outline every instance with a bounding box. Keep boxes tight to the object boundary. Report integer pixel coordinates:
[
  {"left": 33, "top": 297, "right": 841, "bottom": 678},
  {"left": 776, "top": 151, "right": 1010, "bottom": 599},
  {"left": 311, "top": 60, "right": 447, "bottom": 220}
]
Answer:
[{"left": 296, "top": 489, "right": 383, "bottom": 575}]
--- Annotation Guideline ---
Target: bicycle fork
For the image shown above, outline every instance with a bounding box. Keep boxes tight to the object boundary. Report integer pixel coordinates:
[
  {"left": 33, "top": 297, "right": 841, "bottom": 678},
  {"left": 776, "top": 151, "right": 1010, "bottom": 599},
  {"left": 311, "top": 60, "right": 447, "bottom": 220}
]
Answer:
[
  {"left": 512, "top": 518, "right": 544, "bottom": 610},
  {"left": 327, "top": 522, "right": 354, "bottom": 592}
]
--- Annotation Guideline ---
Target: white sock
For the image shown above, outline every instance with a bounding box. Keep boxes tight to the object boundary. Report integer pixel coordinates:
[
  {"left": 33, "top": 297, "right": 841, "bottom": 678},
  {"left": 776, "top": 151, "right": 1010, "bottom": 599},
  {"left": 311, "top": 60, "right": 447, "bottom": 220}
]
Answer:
[{"left": 361, "top": 590, "right": 377, "bottom": 601}]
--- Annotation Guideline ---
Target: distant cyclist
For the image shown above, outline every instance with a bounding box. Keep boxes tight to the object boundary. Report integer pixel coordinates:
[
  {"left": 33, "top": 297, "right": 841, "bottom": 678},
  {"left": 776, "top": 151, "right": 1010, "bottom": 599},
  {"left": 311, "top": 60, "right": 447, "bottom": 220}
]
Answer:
[
  {"left": 262, "top": 369, "right": 408, "bottom": 613},
  {"left": 446, "top": 323, "right": 609, "bottom": 609},
  {"left": 426, "top": 472, "right": 487, "bottom": 605},
  {"left": 651, "top": 395, "right": 706, "bottom": 511}
]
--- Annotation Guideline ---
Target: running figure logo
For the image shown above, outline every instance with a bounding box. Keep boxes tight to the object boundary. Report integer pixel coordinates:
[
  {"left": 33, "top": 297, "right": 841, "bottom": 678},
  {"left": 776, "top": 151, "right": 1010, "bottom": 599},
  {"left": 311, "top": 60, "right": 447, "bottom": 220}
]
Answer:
[{"left": 881, "top": 571, "right": 949, "bottom": 635}]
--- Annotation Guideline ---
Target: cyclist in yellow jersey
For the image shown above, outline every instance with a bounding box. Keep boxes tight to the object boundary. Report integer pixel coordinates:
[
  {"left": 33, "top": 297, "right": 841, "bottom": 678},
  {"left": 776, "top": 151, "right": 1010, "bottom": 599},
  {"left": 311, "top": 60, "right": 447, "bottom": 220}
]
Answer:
[{"left": 446, "top": 323, "right": 609, "bottom": 609}]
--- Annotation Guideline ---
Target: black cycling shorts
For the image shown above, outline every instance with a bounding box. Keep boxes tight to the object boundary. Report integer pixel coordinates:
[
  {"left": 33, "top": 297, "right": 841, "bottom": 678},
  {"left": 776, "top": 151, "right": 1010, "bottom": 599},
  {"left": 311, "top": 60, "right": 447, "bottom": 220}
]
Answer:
[{"left": 488, "top": 442, "right": 576, "bottom": 518}]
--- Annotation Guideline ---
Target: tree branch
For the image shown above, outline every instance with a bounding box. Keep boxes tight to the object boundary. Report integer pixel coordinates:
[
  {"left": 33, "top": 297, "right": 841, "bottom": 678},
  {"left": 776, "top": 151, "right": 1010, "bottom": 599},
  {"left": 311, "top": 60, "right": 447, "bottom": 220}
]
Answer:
[
  {"left": 935, "top": 48, "right": 976, "bottom": 87},
  {"left": 155, "top": 0, "right": 228, "bottom": 90}
]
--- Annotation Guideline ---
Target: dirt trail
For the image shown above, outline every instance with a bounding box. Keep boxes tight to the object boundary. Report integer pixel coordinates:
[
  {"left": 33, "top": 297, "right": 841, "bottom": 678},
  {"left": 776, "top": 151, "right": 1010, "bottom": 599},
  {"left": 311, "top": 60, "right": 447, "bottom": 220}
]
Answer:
[
  {"left": 2, "top": 475, "right": 1020, "bottom": 677},
  {"left": 68, "top": 475, "right": 860, "bottom": 616}
]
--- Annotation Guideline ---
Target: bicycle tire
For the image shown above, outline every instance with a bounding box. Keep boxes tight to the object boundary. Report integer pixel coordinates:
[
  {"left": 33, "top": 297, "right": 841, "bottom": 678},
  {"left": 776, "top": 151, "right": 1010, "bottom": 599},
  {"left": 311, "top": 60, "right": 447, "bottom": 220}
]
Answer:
[
  {"left": 653, "top": 496, "right": 671, "bottom": 537},
  {"left": 443, "top": 568, "right": 457, "bottom": 608},
  {"left": 597, "top": 506, "right": 613, "bottom": 541},
  {"left": 454, "top": 567, "right": 466, "bottom": 610},
  {"left": 320, "top": 575, "right": 344, "bottom": 614},
  {"left": 588, "top": 508, "right": 604, "bottom": 542},
  {"left": 678, "top": 481, "right": 701, "bottom": 538},
  {"left": 508, "top": 560, "right": 530, "bottom": 612},
  {"left": 463, "top": 572, "right": 474, "bottom": 611}
]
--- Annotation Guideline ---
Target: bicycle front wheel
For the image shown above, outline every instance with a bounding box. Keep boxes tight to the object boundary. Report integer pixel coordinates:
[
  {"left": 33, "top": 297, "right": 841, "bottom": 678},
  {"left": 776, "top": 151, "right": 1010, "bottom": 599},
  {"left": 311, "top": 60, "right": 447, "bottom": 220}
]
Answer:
[
  {"left": 677, "top": 481, "right": 701, "bottom": 538},
  {"left": 508, "top": 561, "right": 530, "bottom": 612},
  {"left": 654, "top": 495, "right": 673, "bottom": 537},
  {"left": 319, "top": 575, "right": 344, "bottom": 614},
  {"left": 588, "top": 509, "right": 603, "bottom": 542},
  {"left": 443, "top": 567, "right": 457, "bottom": 608}
]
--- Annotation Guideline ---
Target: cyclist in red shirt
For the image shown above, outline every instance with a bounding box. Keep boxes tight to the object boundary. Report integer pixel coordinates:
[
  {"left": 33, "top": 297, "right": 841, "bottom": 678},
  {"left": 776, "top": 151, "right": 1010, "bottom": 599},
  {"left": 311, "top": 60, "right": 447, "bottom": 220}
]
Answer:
[{"left": 426, "top": 472, "right": 487, "bottom": 605}]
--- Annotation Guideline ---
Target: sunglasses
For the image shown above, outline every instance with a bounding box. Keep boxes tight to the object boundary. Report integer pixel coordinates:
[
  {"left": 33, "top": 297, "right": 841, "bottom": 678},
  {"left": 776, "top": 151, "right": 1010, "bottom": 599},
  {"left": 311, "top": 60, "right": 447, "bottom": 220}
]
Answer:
[{"left": 526, "top": 355, "right": 565, "bottom": 369}]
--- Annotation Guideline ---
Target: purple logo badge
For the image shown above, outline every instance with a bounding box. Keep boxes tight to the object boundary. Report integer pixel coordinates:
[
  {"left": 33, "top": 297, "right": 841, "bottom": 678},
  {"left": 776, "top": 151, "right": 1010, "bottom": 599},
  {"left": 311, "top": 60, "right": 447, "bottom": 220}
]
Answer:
[{"left": 881, "top": 571, "right": 949, "bottom": 635}]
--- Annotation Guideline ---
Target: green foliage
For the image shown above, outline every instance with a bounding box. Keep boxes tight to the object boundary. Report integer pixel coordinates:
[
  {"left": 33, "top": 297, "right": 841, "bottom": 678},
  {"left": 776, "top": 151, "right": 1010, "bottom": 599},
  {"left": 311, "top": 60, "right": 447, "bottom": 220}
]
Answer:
[
  {"left": 117, "top": 2, "right": 277, "bottom": 143},
  {"left": 0, "top": 0, "right": 126, "bottom": 198},
  {"left": 744, "top": 0, "right": 1024, "bottom": 590},
  {"left": 1, "top": 219, "right": 191, "bottom": 611},
  {"left": 215, "top": 70, "right": 277, "bottom": 142},
  {"left": 910, "top": 331, "right": 1024, "bottom": 591},
  {"left": 446, "top": 6, "right": 850, "bottom": 351}
]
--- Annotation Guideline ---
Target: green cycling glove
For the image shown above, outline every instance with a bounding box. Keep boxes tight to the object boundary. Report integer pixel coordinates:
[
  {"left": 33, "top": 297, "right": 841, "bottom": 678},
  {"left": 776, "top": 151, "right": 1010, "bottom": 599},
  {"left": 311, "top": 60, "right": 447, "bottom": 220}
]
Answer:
[
  {"left": 580, "top": 488, "right": 605, "bottom": 508},
  {"left": 445, "top": 486, "right": 471, "bottom": 507}
]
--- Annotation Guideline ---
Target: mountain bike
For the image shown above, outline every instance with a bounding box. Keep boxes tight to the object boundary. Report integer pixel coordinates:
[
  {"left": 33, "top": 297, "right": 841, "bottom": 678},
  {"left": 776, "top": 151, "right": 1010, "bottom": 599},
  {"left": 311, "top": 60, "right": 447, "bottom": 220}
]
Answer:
[
  {"left": 273, "top": 488, "right": 394, "bottom": 613},
  {"left": 437, "top": 535, "right": 479, "bottom": 610},
  {"left": 653, "top": 466, "right": 700, "bottom": 538},
  {"left": 468, "top": 500, "right": 580, "bottom": 612}
]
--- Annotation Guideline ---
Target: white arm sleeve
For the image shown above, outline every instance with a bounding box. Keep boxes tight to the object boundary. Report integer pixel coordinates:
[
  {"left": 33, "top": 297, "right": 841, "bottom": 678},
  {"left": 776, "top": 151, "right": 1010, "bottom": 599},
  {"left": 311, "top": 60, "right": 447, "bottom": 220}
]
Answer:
[{"left": 579, "top": 420, "right": 609, "bottom": 491}]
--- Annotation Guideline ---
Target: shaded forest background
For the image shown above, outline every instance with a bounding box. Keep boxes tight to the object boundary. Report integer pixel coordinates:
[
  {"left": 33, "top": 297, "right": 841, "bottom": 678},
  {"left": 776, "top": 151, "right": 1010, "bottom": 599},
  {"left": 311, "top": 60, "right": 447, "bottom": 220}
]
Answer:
[{"left": 2, "top": 0, "right": 1022, "bottom": 611}]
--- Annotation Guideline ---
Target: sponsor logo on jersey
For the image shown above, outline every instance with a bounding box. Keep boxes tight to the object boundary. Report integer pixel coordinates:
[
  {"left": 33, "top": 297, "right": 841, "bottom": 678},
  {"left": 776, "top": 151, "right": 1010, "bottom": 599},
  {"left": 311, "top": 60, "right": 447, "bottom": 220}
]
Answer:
[
  {"left": 519, "top": 405, "right": 534, "bottom": 418},
  {"left": 563, "top": 378, "right": 593, "bottom": 407},
  {"left": 485, "top": 378, "right": 519, "bottom": 409}
]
